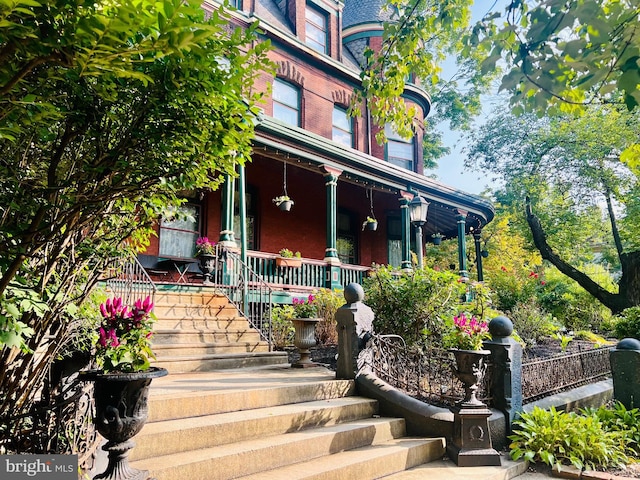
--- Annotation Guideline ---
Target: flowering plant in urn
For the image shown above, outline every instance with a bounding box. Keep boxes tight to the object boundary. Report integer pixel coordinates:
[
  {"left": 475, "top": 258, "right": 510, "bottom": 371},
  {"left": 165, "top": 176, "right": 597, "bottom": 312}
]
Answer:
[
  {"left": 444, "top": 312, "right": 489, "bottom": 351},
  {"left": 292, "top": 294, "right": 318, "bottom": 318},
  {"left": 94, "top": 296, "right": 156, "bottom": 373},
  {"left": 195, "top": 236, "right": 216, "bottom": 256}
]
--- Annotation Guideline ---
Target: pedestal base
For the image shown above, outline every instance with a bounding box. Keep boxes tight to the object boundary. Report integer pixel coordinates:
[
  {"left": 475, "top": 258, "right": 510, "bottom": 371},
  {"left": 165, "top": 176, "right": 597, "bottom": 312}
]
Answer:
[
  {"left": 448, "top": 403, "right": 501, "bottom": 467},
  {"left": 291, "top": 361, "right": 320, "bottom": 368}
]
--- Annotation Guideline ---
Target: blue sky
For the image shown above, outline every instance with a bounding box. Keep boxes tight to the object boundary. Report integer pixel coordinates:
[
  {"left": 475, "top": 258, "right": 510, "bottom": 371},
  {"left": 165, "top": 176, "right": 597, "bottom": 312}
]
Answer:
[{"left": 430, "top": 0, "right": 508, "bottom": 195}]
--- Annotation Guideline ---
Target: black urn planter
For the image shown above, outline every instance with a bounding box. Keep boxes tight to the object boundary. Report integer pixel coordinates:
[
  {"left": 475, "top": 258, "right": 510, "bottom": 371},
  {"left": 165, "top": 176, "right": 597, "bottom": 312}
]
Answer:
[
  {"left": 197, "top": 253, "right": 216, "bottom": 284},
  {"left": 81, "top": 367, "right": 168, "bottom": 480},
  {"left": 447, "top": 349, "right": 500, "bottom": 467}
]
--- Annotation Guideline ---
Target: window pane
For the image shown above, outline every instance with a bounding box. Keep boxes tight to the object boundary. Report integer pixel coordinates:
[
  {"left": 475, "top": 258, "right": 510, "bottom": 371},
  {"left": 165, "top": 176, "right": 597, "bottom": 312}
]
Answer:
[
  {"left": 332, "top": 108, "right": 350, "bottom": 130},
  {"left": 388, "top": 239, "right": 402, "bottom": 267},
  {"left": 305, "top": 6, "right": 326, "bottom": 53},
  {"left": 273, "top": 80, "right": 298, "bottom": 108},
  {"left": 306, "top": 7, "right": 325, "bottom": 26},
  {"left": 332, "top": 128, "right": 352, "bottom": 147},
  {"left": 273, "top": 80, "right": 299, "bottom": 126},
  {"left": 273, "top": 103, "right": 299, "bottom": 126},
  {"left": 332, "top": 107, "right": 352, "bottom": 147},
  {"left": 159, "top": 204, "right": 199, "bottom": 258}
]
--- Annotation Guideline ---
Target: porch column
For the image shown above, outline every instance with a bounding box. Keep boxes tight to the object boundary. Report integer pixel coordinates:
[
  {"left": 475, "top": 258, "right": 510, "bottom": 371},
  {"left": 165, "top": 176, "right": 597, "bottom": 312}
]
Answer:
[
  {"left": 322, "top": 165, "right": 343, "bottom": 290},
  {"left": 219, "top": 173, "right": 237, "bottom": 247},
  {"left": 473, "top": 229, "right": 484, "bottom": 282},
  {"left": 456, "top": 209, "right": 468, "bottom": 279},
  {"left": 399, "top": 192, "right": 412, "bottom": 270}
]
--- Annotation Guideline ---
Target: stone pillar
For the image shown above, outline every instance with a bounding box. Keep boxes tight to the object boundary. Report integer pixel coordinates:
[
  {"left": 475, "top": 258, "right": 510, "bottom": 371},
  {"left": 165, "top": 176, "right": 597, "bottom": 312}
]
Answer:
[
  {"left": 610, "top": 338, "right": 640, "bottom": 409},
  {"left": 473, "top": 230, "right": 484, "bottom": 282},
  {"left": 456, "top": 209, "right": 468, "bottom": 279},
  {"left": 483, "top": 316, "right": 523, "bottom": 433},
  {"left": 336, "top": 283, "right": 374, "bottom": 380},
  {"left": 399, "top": 193, "right": 412, "bottom": 270}
]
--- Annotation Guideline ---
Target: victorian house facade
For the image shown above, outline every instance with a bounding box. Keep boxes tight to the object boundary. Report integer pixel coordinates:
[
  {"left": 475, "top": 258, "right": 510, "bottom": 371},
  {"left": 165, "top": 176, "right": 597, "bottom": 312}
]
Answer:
[{"left": 140, "top": 0, "right": 495, "bottom": 292}]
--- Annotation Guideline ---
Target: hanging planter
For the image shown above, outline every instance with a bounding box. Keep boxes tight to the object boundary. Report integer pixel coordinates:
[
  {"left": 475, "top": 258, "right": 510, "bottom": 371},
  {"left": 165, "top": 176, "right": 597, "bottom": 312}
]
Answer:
[
  {"left": 432, "top": 233, "right": 443, "bottom": 245},
  {"left": 273, "top": 162, "right": 293, "bottom": 211},
  {"left": 362, "top": 188, "right": 377, "bottom": 231},
  {"left": 362, "top": 216, "right": 378, "bottom": 231}
]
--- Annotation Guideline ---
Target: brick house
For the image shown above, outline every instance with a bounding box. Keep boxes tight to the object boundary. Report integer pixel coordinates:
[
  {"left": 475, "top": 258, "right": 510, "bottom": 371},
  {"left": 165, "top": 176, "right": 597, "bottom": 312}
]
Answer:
[{"left": 140, "top": 0, "right": 495, "bottom": 290}]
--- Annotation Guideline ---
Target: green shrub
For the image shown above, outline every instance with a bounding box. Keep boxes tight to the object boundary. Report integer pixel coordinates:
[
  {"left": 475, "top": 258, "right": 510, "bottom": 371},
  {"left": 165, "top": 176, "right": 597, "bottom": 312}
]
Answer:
[
  {"left": 363, "top": 265, "right": 465, "bottom": 347},
  {"left": 509, "top": 406, "right": 629, "bottom": 471},
  {"left": 614, "top": 306, "right": 640, "bottom": 340},
  {"left": 313, "top": 288, "right": 344, "bottom": 345},
  {"left": 270, "top": 304, "right": 295, "bottom": 349},
  {"left": 582, "top": 402, "right": 640, "bottom": 455},
  {"left": 508, "top": 301, "right": 558, "bottom": 346}
]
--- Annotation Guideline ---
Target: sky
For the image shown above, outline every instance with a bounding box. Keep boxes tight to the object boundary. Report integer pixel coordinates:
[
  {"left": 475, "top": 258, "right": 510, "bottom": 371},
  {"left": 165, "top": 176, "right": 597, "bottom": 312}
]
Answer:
[{"left": 431, "top": 0, "right": 509, "bottom": 195}]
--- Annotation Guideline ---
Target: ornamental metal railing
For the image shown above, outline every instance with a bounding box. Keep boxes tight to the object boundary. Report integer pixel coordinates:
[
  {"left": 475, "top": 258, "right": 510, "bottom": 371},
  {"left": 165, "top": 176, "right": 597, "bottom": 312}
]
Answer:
[
  {"left": 105, "top": 253, "right": 157, "bottom": 305},
  {"left": 522, "top": 346, "right": 612, "bottom": 403},
  {"left": 221, "top": 246, "right": 274, "bottom": 348},
  {"left": 358, "top": 335, "right": 492, "bottom": 408}
]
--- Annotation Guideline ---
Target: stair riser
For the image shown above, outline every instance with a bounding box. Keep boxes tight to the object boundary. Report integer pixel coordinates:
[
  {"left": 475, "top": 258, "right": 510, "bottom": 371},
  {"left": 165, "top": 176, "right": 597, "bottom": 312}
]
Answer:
[
  {"left": 154, "top": 304, "right": 240, "bottom": 319},
  {"left": 134, "top": 419, "right": 408, "bottom": 480},
  {"left": 131, "top": 401, "right": 378, "bottom": 460},
  {"left": 151, "top": 353, "right": 285, "bottom": 373},
  {"left": 147, "top": 380, "right": 356, "bottom": 422},
  {"left": 153, "top": 343, "right": 267, "bottom": 356},
  {"left": 152, "top": 331, "right": 263, "bottom": 344},
  {"left": 155, "top": 293, "right": 230, "bottom": 306},
  {"left": 153, "top": 319, "right": 251, "bottom": 331}
]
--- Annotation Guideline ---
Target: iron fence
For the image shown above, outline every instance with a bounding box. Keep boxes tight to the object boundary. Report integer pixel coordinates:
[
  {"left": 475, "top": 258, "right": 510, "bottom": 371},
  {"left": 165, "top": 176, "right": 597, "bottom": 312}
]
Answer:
[
  {"left": 522, "top": 346, "right": 612, "bottom": 403},
  {"left": 358, "top": 335, "right": 492, "bottom": 408}
]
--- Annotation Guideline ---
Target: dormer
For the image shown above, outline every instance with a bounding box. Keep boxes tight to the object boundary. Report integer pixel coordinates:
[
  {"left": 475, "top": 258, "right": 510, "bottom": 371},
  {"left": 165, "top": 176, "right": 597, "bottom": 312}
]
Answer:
[{"left": 282, "top": 0, "right": 343, "bottom": 60}]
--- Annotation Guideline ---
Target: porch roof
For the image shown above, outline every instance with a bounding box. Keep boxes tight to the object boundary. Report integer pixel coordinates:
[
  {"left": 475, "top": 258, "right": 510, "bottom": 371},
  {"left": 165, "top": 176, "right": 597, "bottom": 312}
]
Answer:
[{"left": 253, "top": 116, "right": 495, "bottom": 238}]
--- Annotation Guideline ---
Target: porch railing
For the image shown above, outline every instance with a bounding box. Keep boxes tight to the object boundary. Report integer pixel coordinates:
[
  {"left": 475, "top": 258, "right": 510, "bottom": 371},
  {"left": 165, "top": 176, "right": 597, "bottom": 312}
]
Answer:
[
  {"left": 105, "top": 254, "right": 157, "bottom": 304},
  {"left": 244, "top": 251, "right": 370, "bottom": 290},
  {"left": 521, "top": 346, "right": 612, "bottom": 403}
]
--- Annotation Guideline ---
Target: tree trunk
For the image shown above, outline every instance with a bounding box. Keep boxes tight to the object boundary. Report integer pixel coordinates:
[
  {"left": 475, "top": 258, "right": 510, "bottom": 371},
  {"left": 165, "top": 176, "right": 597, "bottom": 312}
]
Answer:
[{"left": 525, "top": 197, "right": 635, "bottom": 314}]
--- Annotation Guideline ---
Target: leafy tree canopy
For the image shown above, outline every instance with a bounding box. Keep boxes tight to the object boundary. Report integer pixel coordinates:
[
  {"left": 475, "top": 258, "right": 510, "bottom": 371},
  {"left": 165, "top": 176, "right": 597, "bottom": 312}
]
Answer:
[
  {"left": 0, "top": 0, "right": 271, "bottom": 430},
  {"left": 466, "top": 106, "right": 640, "bottom": 312}
]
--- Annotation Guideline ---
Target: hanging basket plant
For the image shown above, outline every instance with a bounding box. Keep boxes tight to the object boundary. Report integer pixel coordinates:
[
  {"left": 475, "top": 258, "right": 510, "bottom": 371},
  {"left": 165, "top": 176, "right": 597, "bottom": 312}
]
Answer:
[
  {"left": 362, "top": 216, "right": 378, "bottom": 231},
  {"left": 274, "top": 162, "right": 293, "bottom": 211},
  {"left": 363, "top": 188, "right": 377, "bottom": 231},
  {"left": 273, "top": 195, "right": 293, "bottom": 211},
  {"left": 432, "top": 232, "right": 443, "bottom": 245}
]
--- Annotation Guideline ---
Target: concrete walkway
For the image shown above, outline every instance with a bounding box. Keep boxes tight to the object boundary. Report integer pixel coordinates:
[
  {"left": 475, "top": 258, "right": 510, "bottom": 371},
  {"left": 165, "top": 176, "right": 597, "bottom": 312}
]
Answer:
[{"left": 147, "top": 365, "right": 544, "bottom": 479}]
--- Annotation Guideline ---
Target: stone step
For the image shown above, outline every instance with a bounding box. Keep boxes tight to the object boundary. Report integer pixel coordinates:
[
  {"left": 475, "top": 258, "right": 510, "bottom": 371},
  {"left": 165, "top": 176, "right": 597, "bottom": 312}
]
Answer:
[
  {"left": 152, "top": 329, "right": 263, "bottom": 344},
  {"left": 146, "top": 378, "right": 356, "bottom": 422},
  {"left": 131, "top": 396, "right": 379, "bottom": 460},
  {"left": 131, "top": 417, "right": 411, "bottom": 480},
  {"left": 151, "top": 351, "right": 288, "bottom": 372},
  {"left": 236, "top": 437, "right": 446, "bottom": 480}
]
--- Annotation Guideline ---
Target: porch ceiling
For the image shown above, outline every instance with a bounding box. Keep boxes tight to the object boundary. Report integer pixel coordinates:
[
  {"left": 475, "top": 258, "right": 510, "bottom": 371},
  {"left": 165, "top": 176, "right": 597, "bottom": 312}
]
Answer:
[{"left": 253, "top": 117, "right": 495, "bottom": 239}]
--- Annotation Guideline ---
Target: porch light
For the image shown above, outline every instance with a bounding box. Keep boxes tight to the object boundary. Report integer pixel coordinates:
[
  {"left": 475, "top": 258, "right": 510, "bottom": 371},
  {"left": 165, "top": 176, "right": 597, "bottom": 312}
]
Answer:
[
  {"left": 409, "top": 193, "right": 429, "bottom": 269},
  {"left": 409, "top": 194, "right": 429, "bottom": 225}
]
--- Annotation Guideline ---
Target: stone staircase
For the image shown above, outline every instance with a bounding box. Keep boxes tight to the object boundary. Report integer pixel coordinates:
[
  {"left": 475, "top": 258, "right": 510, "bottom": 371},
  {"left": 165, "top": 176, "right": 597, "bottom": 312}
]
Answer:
[
  {"left": 150, "top": 290, "right": 288, "bottom": 372},
  {"left": 129, "top": 367, "right": 447, "bottom": 480}
]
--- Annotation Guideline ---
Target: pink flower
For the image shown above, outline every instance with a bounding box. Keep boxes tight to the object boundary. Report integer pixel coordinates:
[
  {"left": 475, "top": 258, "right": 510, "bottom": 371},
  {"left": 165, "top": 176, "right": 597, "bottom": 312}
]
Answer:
[
  {"left": 501, "top": 266, "right": 507, "bottom": 272},
  {"left": 540, "top": 280, "right": 546, "bottom": 286}
]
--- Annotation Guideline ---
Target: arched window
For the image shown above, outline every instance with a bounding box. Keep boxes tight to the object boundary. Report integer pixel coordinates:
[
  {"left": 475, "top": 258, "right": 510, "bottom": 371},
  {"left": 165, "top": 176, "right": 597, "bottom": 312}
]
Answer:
[
  {"left": 273, "top": 79, "right": 300, "bottom": 127},
  {"left": 332, "top": 106, "right": 352, "bottom": 147}
]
